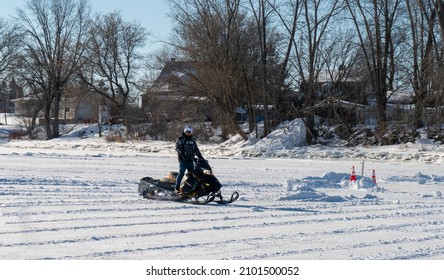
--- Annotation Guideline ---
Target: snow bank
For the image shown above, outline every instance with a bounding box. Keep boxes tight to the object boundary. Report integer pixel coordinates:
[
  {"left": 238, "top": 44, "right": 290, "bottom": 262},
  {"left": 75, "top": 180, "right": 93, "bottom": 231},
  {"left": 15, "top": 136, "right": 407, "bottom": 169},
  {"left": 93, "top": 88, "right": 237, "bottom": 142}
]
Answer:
[
  {"left": 387, "top": 172, "right": 444, "bottom": 184},
  {"left": 207, "top": 119, "right": 444, "bottom": 163},
  {"left": 244, "top": 119, "right": 306, "bottom": 157},
  {"left": 2, "top": 115, "right": 443, "bottom": 164}
]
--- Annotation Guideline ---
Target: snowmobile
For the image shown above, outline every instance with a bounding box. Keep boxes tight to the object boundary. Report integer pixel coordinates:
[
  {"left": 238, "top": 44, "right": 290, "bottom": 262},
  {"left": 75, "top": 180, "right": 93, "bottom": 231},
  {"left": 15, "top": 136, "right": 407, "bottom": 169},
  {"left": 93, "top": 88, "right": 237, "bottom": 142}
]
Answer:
[{"left": 138, "top": 158, "right": 239, "bottom": 204}]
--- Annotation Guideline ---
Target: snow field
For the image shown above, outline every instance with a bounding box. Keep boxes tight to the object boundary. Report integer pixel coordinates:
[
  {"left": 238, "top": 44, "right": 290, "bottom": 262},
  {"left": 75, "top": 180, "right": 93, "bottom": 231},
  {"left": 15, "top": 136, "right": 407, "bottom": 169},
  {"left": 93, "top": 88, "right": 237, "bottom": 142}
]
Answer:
[
  {"left": 1, "top": 117, "right": 444, "bottom": 279},
  {"left": 1, "top": 148, "right": 444, "bottom": 261}
]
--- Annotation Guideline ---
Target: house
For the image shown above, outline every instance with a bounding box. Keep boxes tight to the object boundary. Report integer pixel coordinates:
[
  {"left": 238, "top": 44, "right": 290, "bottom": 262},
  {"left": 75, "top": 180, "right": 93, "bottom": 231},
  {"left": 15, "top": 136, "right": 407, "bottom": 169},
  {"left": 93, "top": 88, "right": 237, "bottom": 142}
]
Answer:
[
  {"left": 386, "top": 89, "right": 444, "bottom": 127},
  {"left": 385, "top": 90, "right": 415, "bottom": 123},
  {"left": 300, "top": 69, "right": 369, "bottom": 125},
  {"left": 13, "top": 90, "right": 113, "bottom": 125},
  {"left": 141, "top": 58, "right": 212, "bottom": 122},
  {"left": 60, "top": 91, "right": 112, "bottom": 124}
]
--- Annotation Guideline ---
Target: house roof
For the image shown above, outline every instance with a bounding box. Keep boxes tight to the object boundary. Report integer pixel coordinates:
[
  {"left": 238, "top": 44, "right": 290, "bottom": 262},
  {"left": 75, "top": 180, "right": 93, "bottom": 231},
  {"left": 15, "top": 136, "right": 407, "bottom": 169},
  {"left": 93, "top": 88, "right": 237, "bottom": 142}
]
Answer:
[
  {"left": 305, "top": 69, "right": 361, "bottom": 84},
  {"left": 147, "top": 58, "right": 198, "bottom": 93},
  {"left": 387, "top": 90, "right": 413, "bottom": 104}
]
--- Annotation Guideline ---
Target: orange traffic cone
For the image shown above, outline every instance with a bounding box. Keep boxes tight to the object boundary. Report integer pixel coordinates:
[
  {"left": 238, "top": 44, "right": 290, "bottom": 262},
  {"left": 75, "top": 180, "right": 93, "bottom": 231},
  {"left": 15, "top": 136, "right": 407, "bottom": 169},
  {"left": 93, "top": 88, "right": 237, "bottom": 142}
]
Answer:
[
  {"left": 372, "top": 169, "right": 377, "bottom": 184},
  {"left": 350, "top": 166, "right": 357, "bottom": 182}
]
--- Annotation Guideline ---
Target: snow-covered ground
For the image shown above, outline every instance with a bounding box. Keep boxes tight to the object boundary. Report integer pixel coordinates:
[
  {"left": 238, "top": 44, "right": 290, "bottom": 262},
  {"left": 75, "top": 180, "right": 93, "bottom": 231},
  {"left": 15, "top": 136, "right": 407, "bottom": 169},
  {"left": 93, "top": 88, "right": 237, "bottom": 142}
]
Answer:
[{"left": 1, "top": 114, "right": 444, "bottom": 277}]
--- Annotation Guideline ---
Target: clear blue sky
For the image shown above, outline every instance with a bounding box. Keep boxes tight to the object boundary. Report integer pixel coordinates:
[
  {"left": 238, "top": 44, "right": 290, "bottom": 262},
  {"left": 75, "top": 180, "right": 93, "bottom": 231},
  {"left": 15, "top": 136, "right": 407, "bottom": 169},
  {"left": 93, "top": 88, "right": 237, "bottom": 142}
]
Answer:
[{"left": 0, "top": 0, "right": 172, "bottom": 52}]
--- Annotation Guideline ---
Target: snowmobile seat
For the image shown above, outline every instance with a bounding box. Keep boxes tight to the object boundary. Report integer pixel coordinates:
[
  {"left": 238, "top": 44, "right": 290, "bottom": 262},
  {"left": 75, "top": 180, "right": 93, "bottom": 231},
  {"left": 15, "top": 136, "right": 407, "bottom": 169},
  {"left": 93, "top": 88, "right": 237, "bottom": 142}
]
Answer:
[{"left": 159, "top": 171, "right": 178, "bottom": 183}]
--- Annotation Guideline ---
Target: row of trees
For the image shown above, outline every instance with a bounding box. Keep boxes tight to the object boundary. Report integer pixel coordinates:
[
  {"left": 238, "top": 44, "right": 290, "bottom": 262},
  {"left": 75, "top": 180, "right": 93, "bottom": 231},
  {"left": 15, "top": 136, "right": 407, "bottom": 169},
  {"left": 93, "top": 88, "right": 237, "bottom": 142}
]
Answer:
[
  {"left": 1, "top": 0, "right": 444, "bottom": 144},
  {"left": 0, "top": 0, "right": 147, "bottom": 139},
  {"left": 165, "top": 0, "right": 444, "bottom": 144}
]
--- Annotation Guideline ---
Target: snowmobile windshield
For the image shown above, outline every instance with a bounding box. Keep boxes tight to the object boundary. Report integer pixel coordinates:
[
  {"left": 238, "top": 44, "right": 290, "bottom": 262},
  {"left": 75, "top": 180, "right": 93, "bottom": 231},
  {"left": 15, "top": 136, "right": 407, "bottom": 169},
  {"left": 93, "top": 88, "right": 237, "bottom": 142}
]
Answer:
[{"left": 194, "top": 159, "right": 212, "bottom": 175}]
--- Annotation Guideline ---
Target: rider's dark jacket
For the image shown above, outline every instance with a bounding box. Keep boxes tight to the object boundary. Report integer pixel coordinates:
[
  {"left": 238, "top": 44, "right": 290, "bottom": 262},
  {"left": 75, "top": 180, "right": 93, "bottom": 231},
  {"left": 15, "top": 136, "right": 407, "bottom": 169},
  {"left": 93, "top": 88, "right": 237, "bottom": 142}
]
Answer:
[{"left": 175, "top": 133, "right": 203, "bottom": 161}]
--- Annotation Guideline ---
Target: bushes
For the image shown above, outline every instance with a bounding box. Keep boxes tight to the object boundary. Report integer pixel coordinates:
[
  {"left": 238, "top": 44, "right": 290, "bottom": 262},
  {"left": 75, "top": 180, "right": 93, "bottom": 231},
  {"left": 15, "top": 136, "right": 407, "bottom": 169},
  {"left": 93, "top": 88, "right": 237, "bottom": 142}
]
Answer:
[
  {"left": 105, "top": 134, "right": 125, "bottom": 143},
  {"left": 7, "top": 129, "right": 27, "bottom": 140}
]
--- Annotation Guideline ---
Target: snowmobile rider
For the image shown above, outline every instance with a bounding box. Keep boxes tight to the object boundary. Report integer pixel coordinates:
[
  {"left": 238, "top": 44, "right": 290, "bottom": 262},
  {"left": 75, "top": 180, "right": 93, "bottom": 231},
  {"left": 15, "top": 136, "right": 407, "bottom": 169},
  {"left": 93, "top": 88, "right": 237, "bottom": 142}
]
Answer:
[{"left": 174, "top": 124, "right": 204, "bottom": 192}]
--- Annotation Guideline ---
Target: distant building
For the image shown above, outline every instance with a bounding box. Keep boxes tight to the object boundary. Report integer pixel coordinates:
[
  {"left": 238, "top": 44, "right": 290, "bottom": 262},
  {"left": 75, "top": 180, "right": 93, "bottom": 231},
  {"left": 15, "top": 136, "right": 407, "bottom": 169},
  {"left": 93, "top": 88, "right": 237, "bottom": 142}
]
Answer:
[
  {"left": 300, "top": 69, "right": 370, "bottom": 125},
  {"left": 13, "top": 90, "right": 114, "bottom": 125},
  {"left": 141, "top": 58, "right": 212, "bottom": 122}
]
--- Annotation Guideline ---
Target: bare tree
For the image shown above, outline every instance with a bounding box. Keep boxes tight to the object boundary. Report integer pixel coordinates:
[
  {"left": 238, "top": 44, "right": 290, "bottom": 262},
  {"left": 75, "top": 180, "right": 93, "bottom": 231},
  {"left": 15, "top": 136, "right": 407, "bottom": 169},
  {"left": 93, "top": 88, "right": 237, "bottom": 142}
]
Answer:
[
  {"left": 168, "top": 0, "right": 289, "bottom": 140},
  {"left": 412, "top": 0, "right": 444, "bottom": 128},
  {"left": 168, "top": 0, "right": 251, "bottom": 140},
  {"left": 247, "top": 0, "right": 273, "bottom": 136},
  {"left": 15, "top": 0, "right": 91, "bottom": 139},
  {"left": 344, "top": 0, "right": 403, "bottom": 138},
  {"left": 0, "top": 19, "right": 21, "bottom": 124},
  {"left": 0, "top": 19, "right": 19, "bottom": 77},
  {"left": 80, "top": 11, "right": 148, "bottom": 123},
  {"left": 245, "top": 0, "right": 292, "bottom": 137},
  {"left": 273, "top": 0, "right": 341, "bottom": 144},
  {"left": 404, "top": 0, "right": 435, "bottom": 128}
]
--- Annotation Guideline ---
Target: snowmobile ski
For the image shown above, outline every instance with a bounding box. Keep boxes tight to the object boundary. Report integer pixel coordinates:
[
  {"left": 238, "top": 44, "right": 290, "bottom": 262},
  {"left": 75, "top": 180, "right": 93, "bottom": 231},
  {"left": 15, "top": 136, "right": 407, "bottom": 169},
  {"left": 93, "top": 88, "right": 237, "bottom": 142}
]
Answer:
[
  {"left": 213, "top": 191, "right": 239, "bottom": 204},
  {"left": 174, "top": 191, "right": 239, "bottom": 205}
]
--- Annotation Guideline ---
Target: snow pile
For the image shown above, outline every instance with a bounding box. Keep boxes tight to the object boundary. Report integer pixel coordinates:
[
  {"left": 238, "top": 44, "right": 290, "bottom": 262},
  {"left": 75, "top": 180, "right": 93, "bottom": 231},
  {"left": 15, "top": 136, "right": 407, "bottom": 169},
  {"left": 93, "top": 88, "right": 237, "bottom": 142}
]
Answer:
[
  {"left": 284, "top": 172, "right": 380, "bottom": 191},
  {"left": 58, "top": 124, "right": 126, "bottom": 139},
  {"left": 387, "top": 172, "right": 444, "bottom": 184},
  {"left": 285, "top": 174, "right": 343, "bottom": 191},
  {"left": 206, "top": 119, "right": 305, "bottom": 157},
  {"left": 280, "top": 171, "right": 383, "bottom": 203},
  {"left": 242, "top": 119, "right": 306, "bottom": 157},
  {"left": 342, "top": 177, "right": 382, "bottom": 192},
  {"left": 279, "top": 186, "right": 329, "bottom": 201},
  {"left": 278, "top": 185, "right": 349, "bottom": 202}
]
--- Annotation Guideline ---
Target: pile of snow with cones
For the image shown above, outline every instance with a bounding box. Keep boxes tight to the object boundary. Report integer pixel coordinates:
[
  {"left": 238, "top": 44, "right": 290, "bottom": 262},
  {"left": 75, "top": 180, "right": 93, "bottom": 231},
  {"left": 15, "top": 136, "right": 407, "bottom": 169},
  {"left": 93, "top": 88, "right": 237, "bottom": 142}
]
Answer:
[{"left": 281, "top": 162, "right": 382, "bottom": 202}]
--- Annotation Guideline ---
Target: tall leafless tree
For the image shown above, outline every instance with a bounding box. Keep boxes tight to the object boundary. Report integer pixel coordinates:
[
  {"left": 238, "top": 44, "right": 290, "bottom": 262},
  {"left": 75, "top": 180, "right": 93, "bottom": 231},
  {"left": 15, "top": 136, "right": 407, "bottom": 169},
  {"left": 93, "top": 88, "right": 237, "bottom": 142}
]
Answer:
[
  {"left": 168, "top": 0, "right": 252, "bottom": 140},
  {"left": 345, "top": 0, "right": 403, "bottom": 138},
  {"left": 244, "top": 0, "right": 291, "bottom": 138},
  {"left": 274, "top": 0, "right": 341, "bottom": 144},
  {"left": 248, "top": 0, "right": 273, "bottom": 136},
  {"left": 0, "top": 18, "right": 21, "bottom": 124},
  {"left": 80, "top": 11, "right": 148, "bottom": 122},
  {"left": 15, "top": 0, "right": 91, "bottom": 139},
  {"left": 0, "top": 19, "right": 19, "bottom": 78},
  {"left": 168, "top": 0, "right": 288, "bottom": 140},
  {"left": 413, "top": 0, "right": 444, "bottom": 128},
  {"left": 404, "top": 0, "right": 435, "bottom": 128}
]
